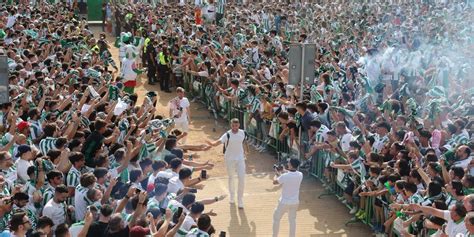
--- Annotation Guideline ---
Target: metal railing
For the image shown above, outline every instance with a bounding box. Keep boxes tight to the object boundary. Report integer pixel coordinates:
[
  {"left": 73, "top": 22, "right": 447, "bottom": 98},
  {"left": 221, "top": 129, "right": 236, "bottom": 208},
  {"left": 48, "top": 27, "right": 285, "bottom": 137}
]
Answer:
[{"left": 182, "top": 71, "right": 398, "bottom": 235}]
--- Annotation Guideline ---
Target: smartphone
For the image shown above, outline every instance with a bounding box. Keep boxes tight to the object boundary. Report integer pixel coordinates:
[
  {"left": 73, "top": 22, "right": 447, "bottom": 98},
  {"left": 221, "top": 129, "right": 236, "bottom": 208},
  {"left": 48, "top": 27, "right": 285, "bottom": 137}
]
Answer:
[
  {"left": 201, "top": 170, "right": 207, "bottom": 179},
  {"left": 219, "top": 231, "right": 226, "bottom": 237},
  {"left": 176, "top": 207, "right": 183, "bottom": 217},
  {"left": 135, "top": 189, "right": 141, "bottom": 194}
]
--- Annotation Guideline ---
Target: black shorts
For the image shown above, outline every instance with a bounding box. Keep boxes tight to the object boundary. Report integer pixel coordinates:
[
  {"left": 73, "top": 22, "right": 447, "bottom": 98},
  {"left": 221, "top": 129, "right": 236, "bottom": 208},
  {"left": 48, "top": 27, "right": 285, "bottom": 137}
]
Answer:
[{"left": 344, "top": 181, "right": 355, "bottom": 196}]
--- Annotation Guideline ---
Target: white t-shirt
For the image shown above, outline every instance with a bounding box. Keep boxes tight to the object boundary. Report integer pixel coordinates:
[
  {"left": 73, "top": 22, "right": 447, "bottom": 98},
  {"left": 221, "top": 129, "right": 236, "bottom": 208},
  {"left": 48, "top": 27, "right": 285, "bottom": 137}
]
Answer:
[
  {"left": 169, "top": 97, "right": 190, "bottom": 123},
  {"left": 340, "top": 133, "right": 353, "bottom": 152},
  {"left": 277, "top": 171, "right": 303, "bottom": 205},
  {"left": 443, "top": 210, "right": 468, "bottom": 237},
  {"left": 42, "top": 199, "right": 66, "bottom": 230},
  {"left": 16, "top": 159, "right": 33, "bottom": 183},
  {"left": 220, "top": 129, "right": 246, "bottom": 161},
  {"left": 181, "top": 214, "right": 197, "bottom": 232},
  {"left": 148, "top": 170, "right": 174, "bottom": 185},
  {"left": 167, "top": 176, "right": 184, "bottom": 194}
]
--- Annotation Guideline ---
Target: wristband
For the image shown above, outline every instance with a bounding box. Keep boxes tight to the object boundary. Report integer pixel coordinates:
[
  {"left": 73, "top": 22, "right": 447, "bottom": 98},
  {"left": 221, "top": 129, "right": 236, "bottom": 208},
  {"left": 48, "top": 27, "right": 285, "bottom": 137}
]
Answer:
[{"left": 214, "top": 196, "right": 218, "bottom": 202}]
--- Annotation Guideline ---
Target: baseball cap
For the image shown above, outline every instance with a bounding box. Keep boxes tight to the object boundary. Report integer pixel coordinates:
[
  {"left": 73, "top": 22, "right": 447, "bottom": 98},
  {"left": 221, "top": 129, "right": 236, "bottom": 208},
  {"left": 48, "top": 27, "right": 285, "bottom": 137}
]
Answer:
[
  {"left": 16, "top": 144, "right": 31, "bottom": 158},
  {"left": 17, "top": 121, "right": 29, "bottom": 131}
]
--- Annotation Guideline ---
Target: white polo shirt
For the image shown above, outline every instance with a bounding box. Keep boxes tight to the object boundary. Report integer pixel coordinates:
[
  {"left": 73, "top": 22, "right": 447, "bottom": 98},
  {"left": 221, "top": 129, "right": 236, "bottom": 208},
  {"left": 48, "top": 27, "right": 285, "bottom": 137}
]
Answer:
[{"left": 220, "top": 129, "right": 246, "bottom": 161}]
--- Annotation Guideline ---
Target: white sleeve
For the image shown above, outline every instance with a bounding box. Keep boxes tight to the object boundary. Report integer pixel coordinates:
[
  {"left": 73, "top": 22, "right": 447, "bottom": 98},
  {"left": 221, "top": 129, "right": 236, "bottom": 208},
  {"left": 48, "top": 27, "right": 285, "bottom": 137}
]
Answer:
[
  {"left": 277, "top": 173, "right": 286, "bottom": 184},
  {"left": 219, "top": 133, "right": 228, "bottom": 144},
  {"left": 42, "top": 206, "right": 53, "bottom": 221},
  {"left": 182, "top": 98, "right": 190, "bottom": 108}
]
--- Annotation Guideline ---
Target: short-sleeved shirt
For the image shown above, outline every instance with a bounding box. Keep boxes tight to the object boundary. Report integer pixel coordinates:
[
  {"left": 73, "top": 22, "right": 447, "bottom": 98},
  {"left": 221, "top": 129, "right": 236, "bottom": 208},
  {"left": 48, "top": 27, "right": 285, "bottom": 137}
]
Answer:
[
  {"left": 277, "top": 171, "right": 303, "bottom": 205},
  {"left": 220, "top": 129, "right": 246, "bottom": 161},
  {"left": 443, "top": 210, "right": 468, "bottom": 236},
  {"left": 169, "top": 97, "right": 190, "bottom": 123}
]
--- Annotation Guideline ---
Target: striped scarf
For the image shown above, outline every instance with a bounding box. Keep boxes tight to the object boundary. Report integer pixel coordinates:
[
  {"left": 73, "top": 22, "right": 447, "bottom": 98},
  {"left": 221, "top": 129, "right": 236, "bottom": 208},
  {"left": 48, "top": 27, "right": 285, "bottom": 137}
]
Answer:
[{"left": 118, "top": 118, "right": 130, "bottom": 144}]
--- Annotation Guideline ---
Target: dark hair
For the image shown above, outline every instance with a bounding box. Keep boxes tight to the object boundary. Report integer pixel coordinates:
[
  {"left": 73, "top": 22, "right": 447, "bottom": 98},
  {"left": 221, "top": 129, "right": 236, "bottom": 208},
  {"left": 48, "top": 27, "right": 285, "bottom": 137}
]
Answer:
[
  {"left": 277, "top": 111, "right": 289, "bottom": 120},
  {"left": 295, "top": 102, "right": 307, "bottom": 111},
  {"left": 37, "top": 216, "right": 54, "bottom": 229},
  {"left": 139, "top": 158, "right": 153, "bottom": 171},
  {"left": 309, "top": 120, "right": 321, "bottom": 129},
  {"left": 9, "top": 211, "right": 27, "bottom": 231},
  {"left": 55, "top": 223, "right": 70, "bottom": 237},
  {"left": 46, "top": 170, "right": 63, "bottom": 182},
  {"left": 152, "top": 160, "right": 167, "bottom": 171},
  {"left": 93, "top": 167, "right": 109, "bottom": 179},
  {"left": 454, "top": 202, "right": 467, "bottom": 218},
  {"left": 289, "top": 158, "right": 300, "bottom": 169},
  {"left": 100, "top": 204, "right": 114, "bottom": 217},
  {"left": 197, "top": 214, "right": 211, "bottom": 231},
  {"left": 80, "top": 173, "right": 97, "bottom": 187},
  {"left": 179, "top": 168, "right": 193, "bottom": 180},
  {"left": 428, "top": 181, "right": 442, "bottom": 197},
  {"left": 165, "top": 138, "right": 177, "bottom": 150},
  {"left": 55, "top": 137, "right": 68, "bottom": 149},
  {"left": 55, "top": 184, "right": 68, "bottom": 194},
  {"left": 69, "top": 152, "right": 85, "bottom": 164},
  {"left": 451, "top": 166, "right": 465, "bottom": 180},
  {"left": 190, "top": 202, "right": 205, "bottom": 215},
  {"left": 129, "top": 170, "right": 142, "bottom": 183},
  {"left": 451, "top": 180, "right": 464, "bottom": 196},
  {"left": 94, "top": 119, "right": 107, "bottom": 131},
  {"left": 169, "top": 158, "right": 182, "bottom": 170},
  {"left": 13, "top": 192, "right": 29, "bottom": 201},
  {"left": 404, "top": 182, "right": 417, "bottom": 194},
  {"left": 182, "top": 193, "right": 196, "bottom": 207}
]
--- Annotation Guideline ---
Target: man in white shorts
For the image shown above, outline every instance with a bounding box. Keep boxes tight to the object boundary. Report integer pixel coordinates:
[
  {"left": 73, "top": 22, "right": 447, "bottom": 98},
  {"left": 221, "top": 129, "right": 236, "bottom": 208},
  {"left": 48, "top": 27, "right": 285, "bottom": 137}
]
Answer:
[
  {"left": 169, "top": 87, "right": 191, "bottom": 144},
  {"left": 206, "top": 118, "right": 248, "bottom": 209}
]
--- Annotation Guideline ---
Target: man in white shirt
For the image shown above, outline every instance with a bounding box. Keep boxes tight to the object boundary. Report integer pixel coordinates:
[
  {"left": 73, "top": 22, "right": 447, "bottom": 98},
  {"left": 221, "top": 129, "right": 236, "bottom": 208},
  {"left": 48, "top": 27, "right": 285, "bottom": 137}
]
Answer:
[
  {"left": 42, "top": 185, "right": 69, "bottom": 231},
  {"left": 169, "top": 87, "right": 191, "bottom": 144},
  {"left": 15, "top": 145, "right": 34, "bottom": 183},
  {"left": 167, "top": 168, "right": 203, "bottom": 194},
  {"left": 206, "top": 118, "right": 248, "bottom": 208},
  {"left": 335, "top": 122, "right": 353, "bottom": 152},
  {"left": 409, "top": 202, "right": 468, "bottom": 237},
  {"left": 272, "top": 158, "right": 303, "bottom": 237}
]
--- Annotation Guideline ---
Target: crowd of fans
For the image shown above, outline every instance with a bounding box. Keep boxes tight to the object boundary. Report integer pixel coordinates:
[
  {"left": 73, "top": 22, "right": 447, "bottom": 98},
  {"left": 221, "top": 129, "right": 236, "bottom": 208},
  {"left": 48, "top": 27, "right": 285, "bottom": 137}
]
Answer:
[{"left": 0, "top": 0, "right": 473, "bottom": 237}]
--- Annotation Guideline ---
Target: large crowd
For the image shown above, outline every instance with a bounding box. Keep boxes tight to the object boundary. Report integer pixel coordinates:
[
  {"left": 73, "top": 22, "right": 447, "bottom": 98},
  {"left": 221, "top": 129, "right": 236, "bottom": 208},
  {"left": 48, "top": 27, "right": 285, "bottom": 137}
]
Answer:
[{"left": 0, "top": 0, "right": 473, "bottom": 237}]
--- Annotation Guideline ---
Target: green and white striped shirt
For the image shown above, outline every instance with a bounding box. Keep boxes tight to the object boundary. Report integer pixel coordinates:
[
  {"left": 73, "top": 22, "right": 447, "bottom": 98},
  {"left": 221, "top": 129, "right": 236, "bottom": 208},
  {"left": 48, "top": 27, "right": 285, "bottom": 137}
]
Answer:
[
  {"left": 315, "top": 125, "right": 329, "bottom": 143},
  {"left": 216, "top": 0, "right": 226, "bottom": 14},
  {"left": 42, "top": 184, "right": 55, "bottom": 207},
  {"left": 67, "top": 166, "right": 81, "bottom": 189},
  {"left": 447, "top": 133, "right": 469, "bottom": 148},
  {"left": 38, "top": 137, "right": 58, "bottom": 155},
  {"left": 29, "top": 119, "right": 43, "bottom": 141},
  {"left": 186, "top": 228, "right": 210, "bottom": 237}
]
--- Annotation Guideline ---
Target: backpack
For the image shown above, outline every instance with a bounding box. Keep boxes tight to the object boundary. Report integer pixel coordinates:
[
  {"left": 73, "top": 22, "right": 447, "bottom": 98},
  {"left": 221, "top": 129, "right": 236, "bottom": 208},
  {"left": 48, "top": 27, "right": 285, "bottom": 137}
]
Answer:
[{"left": 222, "top": 130, "right": 248, "bottom": 154}]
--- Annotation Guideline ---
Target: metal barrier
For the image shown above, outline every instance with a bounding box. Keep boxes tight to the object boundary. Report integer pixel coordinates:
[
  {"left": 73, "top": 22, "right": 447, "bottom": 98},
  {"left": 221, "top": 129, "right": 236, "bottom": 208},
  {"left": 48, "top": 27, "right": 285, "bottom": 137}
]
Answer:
[{"left": 181, "top": 71, "right": 395, "bottom": 235}]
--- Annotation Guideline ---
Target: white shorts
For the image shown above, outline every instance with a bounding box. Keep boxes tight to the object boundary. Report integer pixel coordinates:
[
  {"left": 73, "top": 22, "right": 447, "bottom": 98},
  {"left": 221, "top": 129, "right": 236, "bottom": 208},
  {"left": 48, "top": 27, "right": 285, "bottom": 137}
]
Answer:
[{"left": 175, "top": 120, "right": 189, "bottom": 133}]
